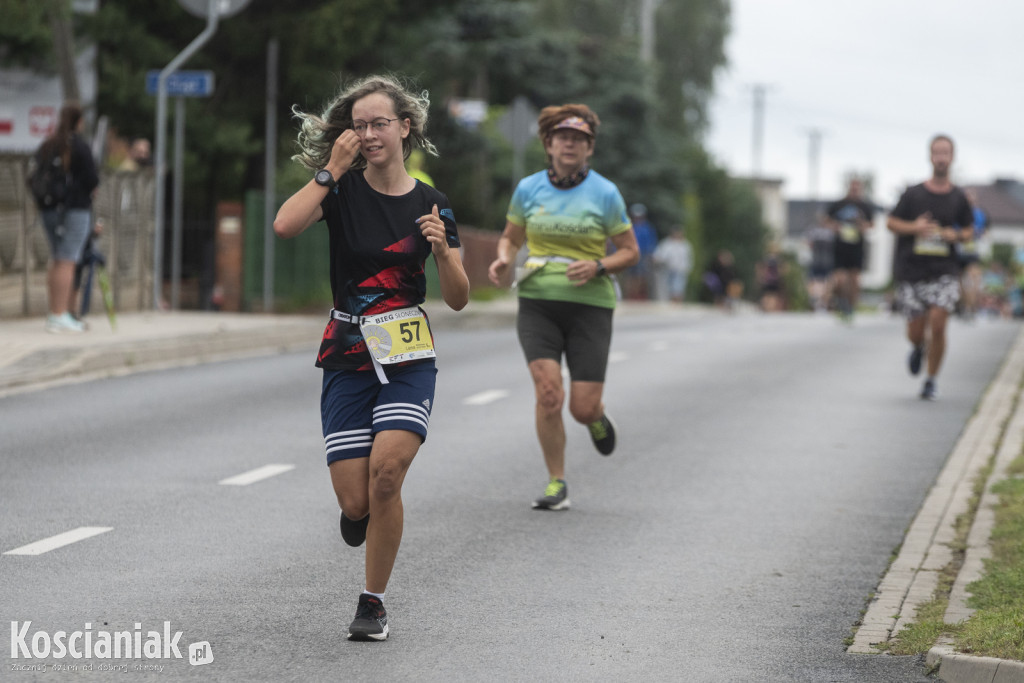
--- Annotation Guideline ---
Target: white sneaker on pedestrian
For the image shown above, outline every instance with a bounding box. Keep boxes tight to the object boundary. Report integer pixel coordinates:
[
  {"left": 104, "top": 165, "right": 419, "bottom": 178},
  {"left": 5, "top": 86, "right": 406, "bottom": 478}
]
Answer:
[{"left": 45, "top": 312, "right": 85, "bottom": 334}]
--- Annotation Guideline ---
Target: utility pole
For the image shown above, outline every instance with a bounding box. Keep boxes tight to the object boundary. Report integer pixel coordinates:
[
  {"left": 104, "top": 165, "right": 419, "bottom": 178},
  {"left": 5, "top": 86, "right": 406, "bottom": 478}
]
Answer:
[
  {"left": 47, "top": 0, "right": 80, "bottom": 103},
  {"left": 805, "top": 128, "right": 822, "bottom": 200},
  {"left": 751, "top": 84, "right": 768, "bottom": 179},
  {"left": 639, "top": 0, "right": 662, "bottom": 63}
]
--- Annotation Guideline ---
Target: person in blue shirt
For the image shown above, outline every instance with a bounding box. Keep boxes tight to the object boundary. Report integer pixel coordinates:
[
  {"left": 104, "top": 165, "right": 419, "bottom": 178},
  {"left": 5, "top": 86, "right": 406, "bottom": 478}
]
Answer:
[{"left": 959, "top": 188, "right": 988, "bottom": 319}]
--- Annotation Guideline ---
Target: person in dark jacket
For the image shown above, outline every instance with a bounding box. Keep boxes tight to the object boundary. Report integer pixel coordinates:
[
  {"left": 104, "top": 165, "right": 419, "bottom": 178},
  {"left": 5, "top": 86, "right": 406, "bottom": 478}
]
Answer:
[{"left": 35, "top": 102, "right": 99, "bottom": 333}]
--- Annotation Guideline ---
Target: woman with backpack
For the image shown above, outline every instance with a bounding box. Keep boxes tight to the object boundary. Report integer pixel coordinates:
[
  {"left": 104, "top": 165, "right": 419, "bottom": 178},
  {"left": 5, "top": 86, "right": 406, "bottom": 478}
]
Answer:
[{"left": 32, "top": 102, "right": 99, "bottom": 333}]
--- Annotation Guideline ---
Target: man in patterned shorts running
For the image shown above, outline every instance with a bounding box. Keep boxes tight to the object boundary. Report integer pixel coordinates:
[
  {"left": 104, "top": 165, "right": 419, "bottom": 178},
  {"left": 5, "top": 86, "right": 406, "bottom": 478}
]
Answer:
[{"left": 886, "top": 134, "right": 974, "bottom": 400}]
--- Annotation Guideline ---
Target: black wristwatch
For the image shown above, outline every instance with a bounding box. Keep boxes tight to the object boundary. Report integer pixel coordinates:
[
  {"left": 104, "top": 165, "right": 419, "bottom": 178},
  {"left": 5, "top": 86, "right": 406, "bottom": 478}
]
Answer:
[
  {"left": 594, "top": 260, "right": 607, "bottom": 277},
  {"left": 314, "top": 169, "right": 336, "bottom": 189}
]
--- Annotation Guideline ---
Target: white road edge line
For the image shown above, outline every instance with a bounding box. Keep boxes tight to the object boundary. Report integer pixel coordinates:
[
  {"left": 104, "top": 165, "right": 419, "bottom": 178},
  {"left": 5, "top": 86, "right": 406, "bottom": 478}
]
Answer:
[
  {"left": 219, "top": 464, "right": 295, "bottom": 486},
  {"left": 4, "top": 526, "right": 113, "bottom": 556},
  {"left": 462, "top": 389, "right": 510, "bottom": 406}
]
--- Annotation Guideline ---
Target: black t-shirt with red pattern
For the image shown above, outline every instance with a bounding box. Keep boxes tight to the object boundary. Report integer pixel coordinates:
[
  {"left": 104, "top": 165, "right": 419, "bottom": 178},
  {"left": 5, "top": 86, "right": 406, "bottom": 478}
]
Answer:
[{"left": 315, "top": 170, "right": 460, "bottom": 371}]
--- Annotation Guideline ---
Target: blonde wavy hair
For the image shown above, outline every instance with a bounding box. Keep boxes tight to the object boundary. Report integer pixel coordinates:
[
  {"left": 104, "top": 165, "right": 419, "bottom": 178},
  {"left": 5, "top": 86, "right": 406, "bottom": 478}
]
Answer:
[{"left": 290, "top": 73, "right": 437, "bottom": 171}]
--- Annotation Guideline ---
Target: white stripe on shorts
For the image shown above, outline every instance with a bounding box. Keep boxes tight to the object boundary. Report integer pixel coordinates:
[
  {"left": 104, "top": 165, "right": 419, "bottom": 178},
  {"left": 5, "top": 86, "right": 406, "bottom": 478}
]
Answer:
[
  {"left": 325, "top": 428, "right": 374, "bottom": 457},
  {"left": 373, "top": 402, "right": 430, "bottom": 430}
]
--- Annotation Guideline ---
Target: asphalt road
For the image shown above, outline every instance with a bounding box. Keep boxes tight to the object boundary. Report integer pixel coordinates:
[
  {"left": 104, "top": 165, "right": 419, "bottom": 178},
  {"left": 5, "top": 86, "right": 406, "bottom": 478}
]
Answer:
[{"left": 2, "top": 310, "right": 1019, "bottom": 682}]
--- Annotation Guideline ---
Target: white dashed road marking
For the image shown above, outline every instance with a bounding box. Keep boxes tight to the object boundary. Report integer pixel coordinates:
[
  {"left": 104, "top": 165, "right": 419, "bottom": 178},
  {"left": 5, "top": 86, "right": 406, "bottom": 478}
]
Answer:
[
  {"left": 462, "top": 389, "right": 510, "bottom": 406},
  {"left": 219, "top": 464, "right": 295, "bottom": 486},
  {"left": 608, "top": 351, "right": 630, "bottom": 363},
  {"left": 4, "top": 526, "right": 113, "bottom": 556}
]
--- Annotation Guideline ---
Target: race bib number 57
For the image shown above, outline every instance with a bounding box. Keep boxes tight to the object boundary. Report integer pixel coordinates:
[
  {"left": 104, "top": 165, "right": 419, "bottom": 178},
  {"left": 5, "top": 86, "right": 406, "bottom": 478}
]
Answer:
[{"left": 359, "top": 307, "right": 436, "bottom": 364}]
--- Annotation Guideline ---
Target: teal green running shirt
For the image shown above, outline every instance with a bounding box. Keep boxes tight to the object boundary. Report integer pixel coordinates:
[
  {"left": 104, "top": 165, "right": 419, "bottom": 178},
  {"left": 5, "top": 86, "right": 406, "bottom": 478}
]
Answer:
[{"left": 507, "top": 169, "right": 631, "bottom": 308}]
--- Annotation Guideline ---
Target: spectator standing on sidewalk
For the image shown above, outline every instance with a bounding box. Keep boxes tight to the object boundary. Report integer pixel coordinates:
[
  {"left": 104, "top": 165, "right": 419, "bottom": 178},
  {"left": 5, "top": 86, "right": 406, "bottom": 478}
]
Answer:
[
  {"left": 625, "top": 203, "right": 657, "bottom": 299},
  {"left": 887, "top": 134, "right": 974, "bottom": 400},
  {"left": 31, "top": 102, "right": 99, "bottom": 333},
  {"left": 652, "top": 226, "right": 692, "bottom": 302},
  {"left": 487, "top": 103, "right": 639, "bottom": 511},
  {"left": 274, "top": 74, "right": 469, "bottom": 641}
]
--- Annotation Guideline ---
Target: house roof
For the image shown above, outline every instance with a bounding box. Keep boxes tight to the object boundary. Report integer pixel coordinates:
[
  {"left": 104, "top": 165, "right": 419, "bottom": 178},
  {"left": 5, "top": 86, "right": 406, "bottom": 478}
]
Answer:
[
  {"left": 785, "top": 200, "right": 826, "bottom": 237},
  {"left": 965, "top": 179, "right": 1024, "bottom": 226}
]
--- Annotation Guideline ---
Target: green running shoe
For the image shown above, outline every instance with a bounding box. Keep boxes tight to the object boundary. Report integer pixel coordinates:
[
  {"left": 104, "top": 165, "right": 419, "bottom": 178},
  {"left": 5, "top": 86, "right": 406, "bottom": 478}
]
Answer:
[
  {"left": 532, "top": 478, "right": 570, "bottom": 510},
  {"left": 588, "top": 413, "right": 617, "bottom": 456}
]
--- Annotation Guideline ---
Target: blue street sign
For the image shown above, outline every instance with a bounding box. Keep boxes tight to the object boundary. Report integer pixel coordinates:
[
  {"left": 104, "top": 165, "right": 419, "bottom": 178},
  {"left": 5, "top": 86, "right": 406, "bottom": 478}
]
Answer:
[{"left": 145, "top": 70, "right": 215, "bottom": 97}]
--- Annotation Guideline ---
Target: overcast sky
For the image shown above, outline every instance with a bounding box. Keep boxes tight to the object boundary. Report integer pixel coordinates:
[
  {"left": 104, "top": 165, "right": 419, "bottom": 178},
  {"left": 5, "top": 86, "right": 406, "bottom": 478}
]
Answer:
[{"left": 703, "top": 0, "right": 1024, "bottom": 206}]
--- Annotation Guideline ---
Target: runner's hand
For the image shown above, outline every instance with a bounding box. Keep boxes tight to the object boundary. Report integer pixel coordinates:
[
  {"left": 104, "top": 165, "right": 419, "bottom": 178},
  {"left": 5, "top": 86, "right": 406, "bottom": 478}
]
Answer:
[
  {"left": 488, "top": 257, "right": 511, "bottom": 286},
  {"left": 565, "top": 259, "right": 598, "bottom": 286},
  {"left": 914, "top": 212, "right": 940, "bottom": 237},
  {"left": 418, "top": 204, "right": 449, "bottom": 256},
  {"left": 329, "top": 130, "right": 361, "bottom": 173}
]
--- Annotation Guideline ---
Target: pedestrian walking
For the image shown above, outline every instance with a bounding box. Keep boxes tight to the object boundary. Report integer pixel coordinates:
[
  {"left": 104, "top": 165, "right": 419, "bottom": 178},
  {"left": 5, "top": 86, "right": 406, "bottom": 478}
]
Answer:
[
  {"left": 487, "top": 103, "right": 639, "bottom": 511},
  {"left": 274, "top": 74, "right": 469, "bottom": 641},
  {"left": 887, "top": 134, "right": 974, "bottom": 400}
]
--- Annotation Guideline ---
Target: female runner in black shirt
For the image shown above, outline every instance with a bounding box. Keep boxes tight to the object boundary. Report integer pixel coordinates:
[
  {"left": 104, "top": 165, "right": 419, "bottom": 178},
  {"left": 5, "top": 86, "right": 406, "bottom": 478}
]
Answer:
[{"left": 275, "top": 74, "right": 469, "bottom": 641}]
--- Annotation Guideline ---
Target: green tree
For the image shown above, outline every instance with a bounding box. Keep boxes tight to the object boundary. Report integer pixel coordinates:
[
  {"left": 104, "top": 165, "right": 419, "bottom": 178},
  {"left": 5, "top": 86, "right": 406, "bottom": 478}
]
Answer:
[
  {"left": 687, "top": 148, "right": 769, "bottom": 299},
  {"left": 7, "top": 0, "right": 772, "bottom": 306},
  {"left": 0, "top": 1, "right": 52, "bottom": 69}
]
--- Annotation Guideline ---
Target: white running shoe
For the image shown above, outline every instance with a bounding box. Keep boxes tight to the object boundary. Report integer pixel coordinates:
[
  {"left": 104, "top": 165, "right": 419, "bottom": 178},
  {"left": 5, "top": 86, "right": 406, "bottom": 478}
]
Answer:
[{"left": 45, "top": 312, "right": 85, "bottom": 334}]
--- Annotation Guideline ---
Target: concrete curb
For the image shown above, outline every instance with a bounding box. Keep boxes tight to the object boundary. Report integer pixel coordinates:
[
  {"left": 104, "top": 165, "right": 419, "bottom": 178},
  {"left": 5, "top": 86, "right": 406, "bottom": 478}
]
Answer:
[
  {"left": 927, "top": 640, "right": 1024, "bottom": 683},
  {"left": 0, "top": 313, "right": 324, "bottom": 397},
  {"left": 848, "top": 327, "right": 1024, "bottom": 681}
]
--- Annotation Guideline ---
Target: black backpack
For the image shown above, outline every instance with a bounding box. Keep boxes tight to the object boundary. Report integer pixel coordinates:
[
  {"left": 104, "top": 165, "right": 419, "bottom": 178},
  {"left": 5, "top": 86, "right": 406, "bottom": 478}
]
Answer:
[{"left": 27, "top": 148, "right": 70, "bottom": 210}]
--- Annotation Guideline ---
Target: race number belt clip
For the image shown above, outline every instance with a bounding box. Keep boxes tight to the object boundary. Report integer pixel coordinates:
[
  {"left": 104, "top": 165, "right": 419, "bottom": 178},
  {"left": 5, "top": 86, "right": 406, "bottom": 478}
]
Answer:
[{"left": 512, "top": 255, "right": 575, "bottom": 288}]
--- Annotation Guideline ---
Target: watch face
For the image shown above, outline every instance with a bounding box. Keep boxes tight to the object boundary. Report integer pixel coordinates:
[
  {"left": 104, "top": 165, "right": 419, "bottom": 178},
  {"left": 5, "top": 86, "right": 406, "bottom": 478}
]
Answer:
[{"left": 316, "top": 170, "right": 334, "bottom": 186}]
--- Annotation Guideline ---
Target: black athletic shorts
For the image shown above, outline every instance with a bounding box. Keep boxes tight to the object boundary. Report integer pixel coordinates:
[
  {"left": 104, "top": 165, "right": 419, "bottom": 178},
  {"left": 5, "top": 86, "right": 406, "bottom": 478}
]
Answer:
[
  {"left": 516, "top": 297, "right": 614, "bottom": 383},
  {"left": 833, "top": 243, "right": 865, "bottom": 270}
]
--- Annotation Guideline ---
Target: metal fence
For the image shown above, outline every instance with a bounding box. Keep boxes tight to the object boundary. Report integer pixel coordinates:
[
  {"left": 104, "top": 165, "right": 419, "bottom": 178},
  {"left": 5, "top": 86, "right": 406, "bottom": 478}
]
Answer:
[{"left": 0, "top": 154, "right": 156, "bottom": 318}]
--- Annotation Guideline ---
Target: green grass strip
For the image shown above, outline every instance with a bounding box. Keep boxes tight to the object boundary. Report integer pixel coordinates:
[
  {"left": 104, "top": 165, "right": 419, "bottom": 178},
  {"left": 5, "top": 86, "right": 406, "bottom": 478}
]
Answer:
[{"left": 956, "top": 453, "right": 1024, "bottom": 661}]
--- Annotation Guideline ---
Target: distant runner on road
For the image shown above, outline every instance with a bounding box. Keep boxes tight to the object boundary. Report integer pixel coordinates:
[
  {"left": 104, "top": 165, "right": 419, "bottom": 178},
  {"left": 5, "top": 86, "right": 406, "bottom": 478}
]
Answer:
[
  {"left": 825, "top": 178, "right": 874, "bottom": 320},
  {"left": 887, "top": 134, "right": 974, "bottom": 400}
]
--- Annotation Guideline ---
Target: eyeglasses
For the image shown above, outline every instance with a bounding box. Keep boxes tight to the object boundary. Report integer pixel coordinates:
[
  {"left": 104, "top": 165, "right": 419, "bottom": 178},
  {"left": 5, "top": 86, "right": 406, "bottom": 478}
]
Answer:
[{"left": 351, "top": 118, "right": 399, "bottom": 134}]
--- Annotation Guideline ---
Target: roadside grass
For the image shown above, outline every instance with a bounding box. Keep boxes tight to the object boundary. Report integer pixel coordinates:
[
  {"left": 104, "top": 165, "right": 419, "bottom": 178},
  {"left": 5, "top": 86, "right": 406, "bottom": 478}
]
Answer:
[
  {"left": 957, "top": 452, "right": 1024, "bottom": 661},
  {"left": 882, "top": 439, "right": 1024, "bottom": 662},
  {"left": 880, "top": 462, "right": 987, "bottom": 656}
]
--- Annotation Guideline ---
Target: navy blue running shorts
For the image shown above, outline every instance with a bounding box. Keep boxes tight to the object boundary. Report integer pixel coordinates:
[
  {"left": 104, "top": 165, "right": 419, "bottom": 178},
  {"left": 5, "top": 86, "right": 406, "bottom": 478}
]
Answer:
[
  {"left": 321, "top": 361, "right": 437, "bottom": 464},
  {"left": 516, "top": 297, "right": 613, "bottom": 383}
]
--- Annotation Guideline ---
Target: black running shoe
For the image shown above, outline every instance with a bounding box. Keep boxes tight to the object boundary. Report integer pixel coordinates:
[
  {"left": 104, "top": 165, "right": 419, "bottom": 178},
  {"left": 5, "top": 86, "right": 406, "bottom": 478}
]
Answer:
[
  {"left": 908, "top": 345, "right": 924, "bottom": 376},
  {"left": 920, "top": 378, "right": 937, "bottom": 401},
  {"left": 348, "top": 593, "right": 388, "bottom": 641},
  {"left": 340, "top": 512, "right": 369, "bottom": 547},
  {"left": 532, "top": 478, "right": 570, "bottom": 510},
  {"left": 588, "top": 413, "right": 617, "bottom": 455}
]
